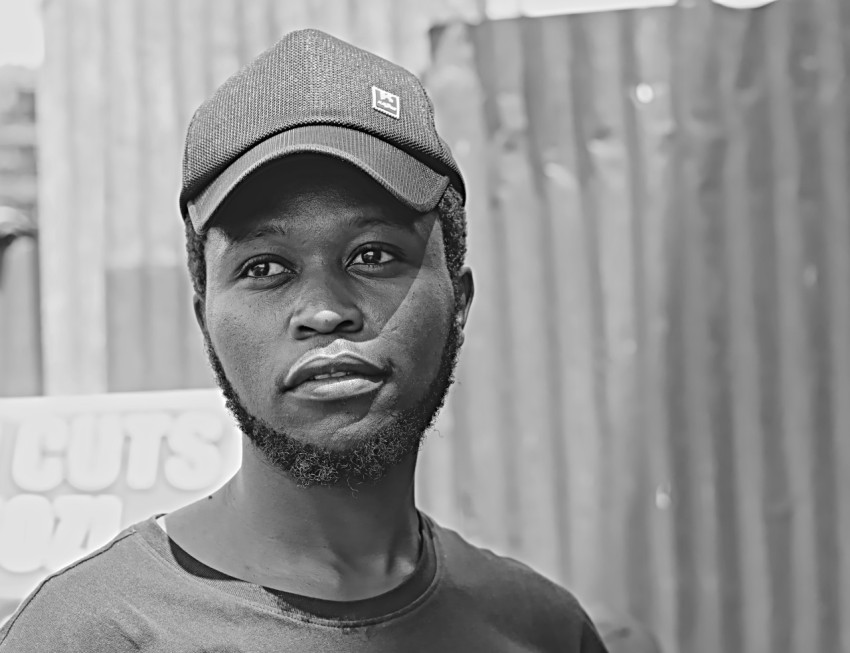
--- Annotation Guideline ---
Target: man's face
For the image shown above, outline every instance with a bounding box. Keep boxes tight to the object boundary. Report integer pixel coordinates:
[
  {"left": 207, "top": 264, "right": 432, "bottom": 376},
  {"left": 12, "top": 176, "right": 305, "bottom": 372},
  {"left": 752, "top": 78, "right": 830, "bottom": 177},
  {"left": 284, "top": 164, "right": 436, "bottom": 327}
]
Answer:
[{"left": 197, "top": 156, "right": 472, "bottom": 486}]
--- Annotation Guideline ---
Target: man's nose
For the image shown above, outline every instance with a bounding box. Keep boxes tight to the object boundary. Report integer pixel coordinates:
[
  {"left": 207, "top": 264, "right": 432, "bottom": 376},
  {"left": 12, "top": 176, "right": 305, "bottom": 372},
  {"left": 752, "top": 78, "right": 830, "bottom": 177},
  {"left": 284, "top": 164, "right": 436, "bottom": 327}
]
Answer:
[{"left": 288, "top": 274, "right": 363, "bottom": 338}]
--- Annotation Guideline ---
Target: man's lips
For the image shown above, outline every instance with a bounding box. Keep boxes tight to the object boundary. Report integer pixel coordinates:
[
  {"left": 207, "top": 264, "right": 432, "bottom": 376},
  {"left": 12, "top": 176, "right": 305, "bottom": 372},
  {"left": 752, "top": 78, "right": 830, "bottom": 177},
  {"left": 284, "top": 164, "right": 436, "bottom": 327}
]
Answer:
[{"left": 282, "top": 351, "right": 387, "bottom": 394}]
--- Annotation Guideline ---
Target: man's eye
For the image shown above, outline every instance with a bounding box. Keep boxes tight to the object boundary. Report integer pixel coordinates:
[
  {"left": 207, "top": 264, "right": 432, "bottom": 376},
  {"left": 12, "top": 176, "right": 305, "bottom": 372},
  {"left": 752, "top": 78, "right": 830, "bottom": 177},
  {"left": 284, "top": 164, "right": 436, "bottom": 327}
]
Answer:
[
  {"left": 352, "top": 248, "right": 396, "bottom": 266},
  {"left": 245, "top": 261, "right": 286, "bottom": 278}
]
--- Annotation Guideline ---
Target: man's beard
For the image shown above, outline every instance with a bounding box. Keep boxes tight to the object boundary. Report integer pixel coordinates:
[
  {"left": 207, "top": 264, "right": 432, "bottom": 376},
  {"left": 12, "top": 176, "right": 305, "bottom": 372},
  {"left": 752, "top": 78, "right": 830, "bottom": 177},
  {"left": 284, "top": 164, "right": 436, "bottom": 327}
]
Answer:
[{"left": 205, "top": 316, "right": 463, "bottom": 488}]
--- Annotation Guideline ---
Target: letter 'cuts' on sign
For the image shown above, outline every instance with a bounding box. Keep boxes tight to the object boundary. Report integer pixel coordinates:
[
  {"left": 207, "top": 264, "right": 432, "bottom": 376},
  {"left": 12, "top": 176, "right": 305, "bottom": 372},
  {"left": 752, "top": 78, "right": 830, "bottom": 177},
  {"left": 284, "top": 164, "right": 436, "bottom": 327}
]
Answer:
[{"left": 0, "top": 389, "right": 241, "bottom": 621}]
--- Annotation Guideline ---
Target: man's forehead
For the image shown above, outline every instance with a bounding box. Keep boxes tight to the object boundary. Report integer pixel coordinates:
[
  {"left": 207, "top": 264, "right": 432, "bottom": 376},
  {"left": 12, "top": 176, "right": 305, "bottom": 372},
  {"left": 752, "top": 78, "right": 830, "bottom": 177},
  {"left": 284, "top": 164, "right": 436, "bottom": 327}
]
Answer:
[{"left": 216, "top": 211, "right": 424, "bottom": 245}]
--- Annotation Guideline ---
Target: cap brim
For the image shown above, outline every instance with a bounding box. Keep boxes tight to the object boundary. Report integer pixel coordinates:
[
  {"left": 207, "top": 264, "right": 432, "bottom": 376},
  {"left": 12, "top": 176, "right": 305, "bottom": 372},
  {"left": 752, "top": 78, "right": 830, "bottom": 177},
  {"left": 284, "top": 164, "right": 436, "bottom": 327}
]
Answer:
[{"left": 186, "top": 125, "right": 451, "bottom": 232}]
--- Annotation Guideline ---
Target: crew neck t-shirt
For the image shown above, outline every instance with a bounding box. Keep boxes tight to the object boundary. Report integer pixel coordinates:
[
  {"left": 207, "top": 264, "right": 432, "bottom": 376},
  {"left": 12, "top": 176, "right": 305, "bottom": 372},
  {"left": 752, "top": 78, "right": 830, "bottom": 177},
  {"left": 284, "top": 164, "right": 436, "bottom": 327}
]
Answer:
[{"left": 0, "top": 512, "right": 608, "bottom": 652}]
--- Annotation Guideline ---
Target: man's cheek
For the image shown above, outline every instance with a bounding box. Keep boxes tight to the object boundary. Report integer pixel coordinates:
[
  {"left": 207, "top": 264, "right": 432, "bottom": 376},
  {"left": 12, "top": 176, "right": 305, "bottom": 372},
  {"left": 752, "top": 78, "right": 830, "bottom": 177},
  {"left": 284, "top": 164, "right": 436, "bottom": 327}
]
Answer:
[
  {"left": 361, "top": 288, "right": 415, "bottom": 333},
  {"left": 384, "top": 306, "right": 450, "bottom": 373},
  {"left": 211, "top": 319, "right": 278, "bottom": 388},
  {"left": 379, "top": 274, "right": 449, "bottom": 326}
]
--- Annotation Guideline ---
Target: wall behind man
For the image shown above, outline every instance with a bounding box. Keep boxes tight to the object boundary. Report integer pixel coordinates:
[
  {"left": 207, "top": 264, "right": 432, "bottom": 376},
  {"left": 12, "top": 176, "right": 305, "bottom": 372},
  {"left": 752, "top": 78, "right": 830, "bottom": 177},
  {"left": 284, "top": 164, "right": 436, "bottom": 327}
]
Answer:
[{"left": 421, "top": 5, "right": 849, "bottom": 653}]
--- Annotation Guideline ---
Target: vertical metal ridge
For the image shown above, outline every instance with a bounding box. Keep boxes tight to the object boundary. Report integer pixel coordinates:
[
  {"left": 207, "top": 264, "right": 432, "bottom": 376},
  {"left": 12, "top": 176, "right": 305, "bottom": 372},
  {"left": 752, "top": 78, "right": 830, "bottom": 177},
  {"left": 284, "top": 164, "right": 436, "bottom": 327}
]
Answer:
[
  {"left": 493, "top": 13, "right": 605, "bottom": 595},
  {"left": 715, "top": 8, "right": 772, "bottom": 653},
  {"left": 173, "top": 0, "right": 221, "bottom": 389},
  {"left": 261, "top": 0, "right": 278, "bottom": 56},
  {"left": 685, "top": 4, "right": 744, "bottom": 651},
  {"left": 565, "top": 13, "right": 614, "bottom": 597},
  {"left": 516, "top": 14, "right": 574, "bottom": 585},
  {"left": 807, "top": 0, "right": 847, "bottom": 646},
  {"left": 133, "top": 0, "right": 156, "bottom": 391},
  {"left": 104, "top": 0, "right": 144, "bottom": 391},
  {"left": 701, "top": 8, "right": 744, "bottom": 640},
  {"left": 39, "top": 0, "right": 108, "bottom": 394},
  {"left": 815, "top": 1, "right": 850, "bottom": 650},
  {"left": 681, "top": 2, "right": 724, "bottom": 648},
  {"left": 142, "top": 0, "right": 187, "bottom": 391},
  {"left": 703, "top": 17, "right": 745, "bottom": 641},
  {"left": 765, "top": 2, "right": 828, "bottom": 650},
  {"left": 478, "top": 17, "right": 563, "bottom": 578},
  {"left": 168, "top": 0, "right": 194, "bottom": 390},
  {"left": 467, "top": 20, "right": 523, "bottom": 557},
  {"left": 37, "top": 0, "right": 70, "bottom": 393},
  {"left": 71, "top": 0, "right": 109, "bottom": 394},
  {"left": 740, "top": 5, "right": 795, "bottom": 652},
  {"left": 629, "top": 8, "right": 677, "bottom": 649},
  {"left": 665, "top": 2, "right": 712, "bottom": 650},
  {"left": 208, "top": 0, "right": 241, "bottom": 91},
  {"left": 233, "top": 0, "right": 250, "bottom": 67},
  {"left": 579, "top": 9, "right": 638, "bottom": 606},
  {"left": 617, "top": 9, "right": 661, "bottom": 627}
]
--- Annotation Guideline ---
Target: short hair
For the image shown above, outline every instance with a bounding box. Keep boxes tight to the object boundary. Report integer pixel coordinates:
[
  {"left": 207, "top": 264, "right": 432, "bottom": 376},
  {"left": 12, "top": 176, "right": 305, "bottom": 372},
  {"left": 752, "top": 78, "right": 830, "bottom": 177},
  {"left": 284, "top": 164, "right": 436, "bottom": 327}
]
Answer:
[{"left": 183, "top": 184, "right": 467, "bottom": 305}]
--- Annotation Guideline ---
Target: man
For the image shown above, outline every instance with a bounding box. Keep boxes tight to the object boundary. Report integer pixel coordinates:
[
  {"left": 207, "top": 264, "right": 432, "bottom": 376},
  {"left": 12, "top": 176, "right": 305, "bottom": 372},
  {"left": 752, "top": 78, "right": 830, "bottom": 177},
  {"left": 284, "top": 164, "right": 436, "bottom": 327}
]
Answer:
[{"left": 0, "top": 29, "right": 608, "bottom": 652}]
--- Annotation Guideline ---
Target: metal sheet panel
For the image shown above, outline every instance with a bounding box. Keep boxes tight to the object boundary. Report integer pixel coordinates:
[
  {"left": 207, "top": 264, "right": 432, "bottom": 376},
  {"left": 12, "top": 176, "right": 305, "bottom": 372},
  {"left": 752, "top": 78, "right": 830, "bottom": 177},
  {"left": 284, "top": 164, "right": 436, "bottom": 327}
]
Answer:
[{"left": 422, "top": 4, "right": 850, "bottom": 653}]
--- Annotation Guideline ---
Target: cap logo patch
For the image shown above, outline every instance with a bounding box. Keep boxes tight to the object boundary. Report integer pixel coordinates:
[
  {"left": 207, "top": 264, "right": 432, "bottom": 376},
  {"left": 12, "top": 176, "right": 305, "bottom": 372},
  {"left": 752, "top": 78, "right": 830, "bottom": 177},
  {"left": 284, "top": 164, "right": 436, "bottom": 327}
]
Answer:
[{"left": 372, "top": 86, "right": 400, "bottom": 119}]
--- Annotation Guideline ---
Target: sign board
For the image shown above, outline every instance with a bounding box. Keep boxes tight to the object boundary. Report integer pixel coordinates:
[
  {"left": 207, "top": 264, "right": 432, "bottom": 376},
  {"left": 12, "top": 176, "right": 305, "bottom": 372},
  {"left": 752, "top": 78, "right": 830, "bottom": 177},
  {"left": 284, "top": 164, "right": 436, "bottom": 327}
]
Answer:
[{"left": 0, "top": 389, "right": 241, "bottom": 625}]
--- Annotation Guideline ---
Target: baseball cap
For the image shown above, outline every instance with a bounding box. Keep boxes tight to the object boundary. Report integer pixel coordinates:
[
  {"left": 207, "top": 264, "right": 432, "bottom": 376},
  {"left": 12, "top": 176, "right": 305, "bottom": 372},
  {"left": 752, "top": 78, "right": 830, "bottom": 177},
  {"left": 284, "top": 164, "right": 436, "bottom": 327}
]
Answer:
[{"left": 180, "top": 29, "right": 466, "bottom": 233}]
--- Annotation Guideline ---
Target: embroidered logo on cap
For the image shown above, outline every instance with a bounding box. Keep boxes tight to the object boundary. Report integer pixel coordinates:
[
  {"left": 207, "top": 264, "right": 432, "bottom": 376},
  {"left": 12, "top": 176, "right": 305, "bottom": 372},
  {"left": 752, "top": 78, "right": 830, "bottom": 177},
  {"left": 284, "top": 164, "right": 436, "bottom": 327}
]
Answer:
[{"left": 372, "top": 86, "right": 400, "bottom": 119}]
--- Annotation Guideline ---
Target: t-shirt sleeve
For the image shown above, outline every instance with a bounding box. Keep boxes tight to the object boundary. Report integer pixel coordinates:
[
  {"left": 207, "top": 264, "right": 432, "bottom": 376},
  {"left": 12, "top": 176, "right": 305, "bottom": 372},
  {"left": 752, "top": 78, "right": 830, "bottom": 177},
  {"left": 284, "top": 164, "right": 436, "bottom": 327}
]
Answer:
[{"left": 0, "top": 579, "right": 138, "bottom": 653}]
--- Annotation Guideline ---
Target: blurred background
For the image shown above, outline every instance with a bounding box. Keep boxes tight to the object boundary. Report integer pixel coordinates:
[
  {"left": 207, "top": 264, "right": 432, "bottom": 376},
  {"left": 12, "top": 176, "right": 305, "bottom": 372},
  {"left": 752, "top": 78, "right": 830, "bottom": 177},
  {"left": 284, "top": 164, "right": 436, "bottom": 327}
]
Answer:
[{"left": 1, "top": 0, "right": 849, "bottom": 651}]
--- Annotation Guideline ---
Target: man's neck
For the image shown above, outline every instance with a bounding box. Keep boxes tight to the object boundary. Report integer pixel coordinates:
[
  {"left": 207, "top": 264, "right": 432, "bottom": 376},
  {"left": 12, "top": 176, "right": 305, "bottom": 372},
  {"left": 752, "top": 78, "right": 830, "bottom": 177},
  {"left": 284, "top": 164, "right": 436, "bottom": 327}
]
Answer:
[
  {"left": 163, "top": 441, "right": 422, "bottom": 600},
  {"left": 224, "top": 444, "right": 421, "bottom": 566}
]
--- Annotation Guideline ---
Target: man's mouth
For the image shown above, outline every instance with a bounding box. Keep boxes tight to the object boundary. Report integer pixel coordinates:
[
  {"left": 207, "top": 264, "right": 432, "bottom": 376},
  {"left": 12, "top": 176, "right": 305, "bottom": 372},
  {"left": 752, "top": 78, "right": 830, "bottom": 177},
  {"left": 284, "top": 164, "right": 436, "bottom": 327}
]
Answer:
[
  {"left": 292, "top": 372, "right": 384, "bottom": 400},
  {"left": 308, "top": 371, "right": 361, "bottom": 381},
  {"left": 283, "top": 351, "right": 387, "bottom": 401}
]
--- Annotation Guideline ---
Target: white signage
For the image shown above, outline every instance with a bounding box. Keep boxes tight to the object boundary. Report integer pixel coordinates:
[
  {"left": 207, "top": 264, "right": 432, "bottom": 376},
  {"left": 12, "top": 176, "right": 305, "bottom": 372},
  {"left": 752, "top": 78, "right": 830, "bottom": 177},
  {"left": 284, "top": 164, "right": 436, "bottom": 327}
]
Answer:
[{"left": 0, "top": 389, "right": 241, "bottom": 622}]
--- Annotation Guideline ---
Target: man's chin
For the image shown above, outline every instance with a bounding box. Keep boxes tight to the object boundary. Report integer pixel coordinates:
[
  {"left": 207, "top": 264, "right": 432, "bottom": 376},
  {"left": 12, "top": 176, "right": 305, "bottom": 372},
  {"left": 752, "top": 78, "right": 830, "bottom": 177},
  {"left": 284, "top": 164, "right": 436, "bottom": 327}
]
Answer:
[
  {"left": 256, "top": 422, "right": 399, "bottom": 454},
  {"left": 232, "top": 400, "right": 430, "bottom": 487}
]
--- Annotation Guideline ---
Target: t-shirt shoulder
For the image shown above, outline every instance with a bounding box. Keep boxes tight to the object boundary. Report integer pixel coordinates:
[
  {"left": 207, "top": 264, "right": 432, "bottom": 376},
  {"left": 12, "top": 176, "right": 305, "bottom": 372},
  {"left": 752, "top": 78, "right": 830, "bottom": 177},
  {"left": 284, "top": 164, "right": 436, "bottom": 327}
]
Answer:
[
  {"left": 431, "top": 518, "right": 579, "bottom": 606},
  {"left": 0, "top": 520, "right": 152, "bottom": 652},
  {"left": 427, "top": 517, "right": 608, "bottom": 652}
]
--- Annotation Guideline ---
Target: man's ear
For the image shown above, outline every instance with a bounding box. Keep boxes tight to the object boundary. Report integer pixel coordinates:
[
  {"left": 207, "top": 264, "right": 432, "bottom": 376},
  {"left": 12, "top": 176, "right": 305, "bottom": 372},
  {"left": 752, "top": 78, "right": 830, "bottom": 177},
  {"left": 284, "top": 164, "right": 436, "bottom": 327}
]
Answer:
[
  {"left": 456, "top": 266, "right": 474, "bottom": 329},
  {"left": 193, "top": 294, "right": 208, "bottom": 337}
]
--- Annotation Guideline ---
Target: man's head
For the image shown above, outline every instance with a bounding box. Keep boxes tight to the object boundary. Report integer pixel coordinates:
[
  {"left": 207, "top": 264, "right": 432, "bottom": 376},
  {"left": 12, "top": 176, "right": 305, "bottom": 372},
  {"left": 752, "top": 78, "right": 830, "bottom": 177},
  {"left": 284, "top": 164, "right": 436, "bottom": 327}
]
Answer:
[{"left": 179, "top": 30, "right": 473, "bottom": 487}]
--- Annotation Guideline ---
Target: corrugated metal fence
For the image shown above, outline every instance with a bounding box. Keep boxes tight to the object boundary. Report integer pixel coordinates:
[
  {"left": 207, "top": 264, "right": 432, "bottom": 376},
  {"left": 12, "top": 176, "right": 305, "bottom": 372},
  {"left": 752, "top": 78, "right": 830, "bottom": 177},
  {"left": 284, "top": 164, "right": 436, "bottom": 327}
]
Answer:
[
  {"left": 30, "top": 1, "right": 850, "bottom": 652},
  {"left": 424, "top": 5, "right": 850, "bottom": 652}
]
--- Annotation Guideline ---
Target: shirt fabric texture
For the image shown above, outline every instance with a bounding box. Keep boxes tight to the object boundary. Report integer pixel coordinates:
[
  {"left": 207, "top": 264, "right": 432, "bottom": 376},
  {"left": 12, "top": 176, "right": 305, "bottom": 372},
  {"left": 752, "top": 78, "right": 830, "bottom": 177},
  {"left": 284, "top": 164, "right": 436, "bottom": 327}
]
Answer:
[{"left": 0, "top": 512, "right": 608, "bottom": 652}]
